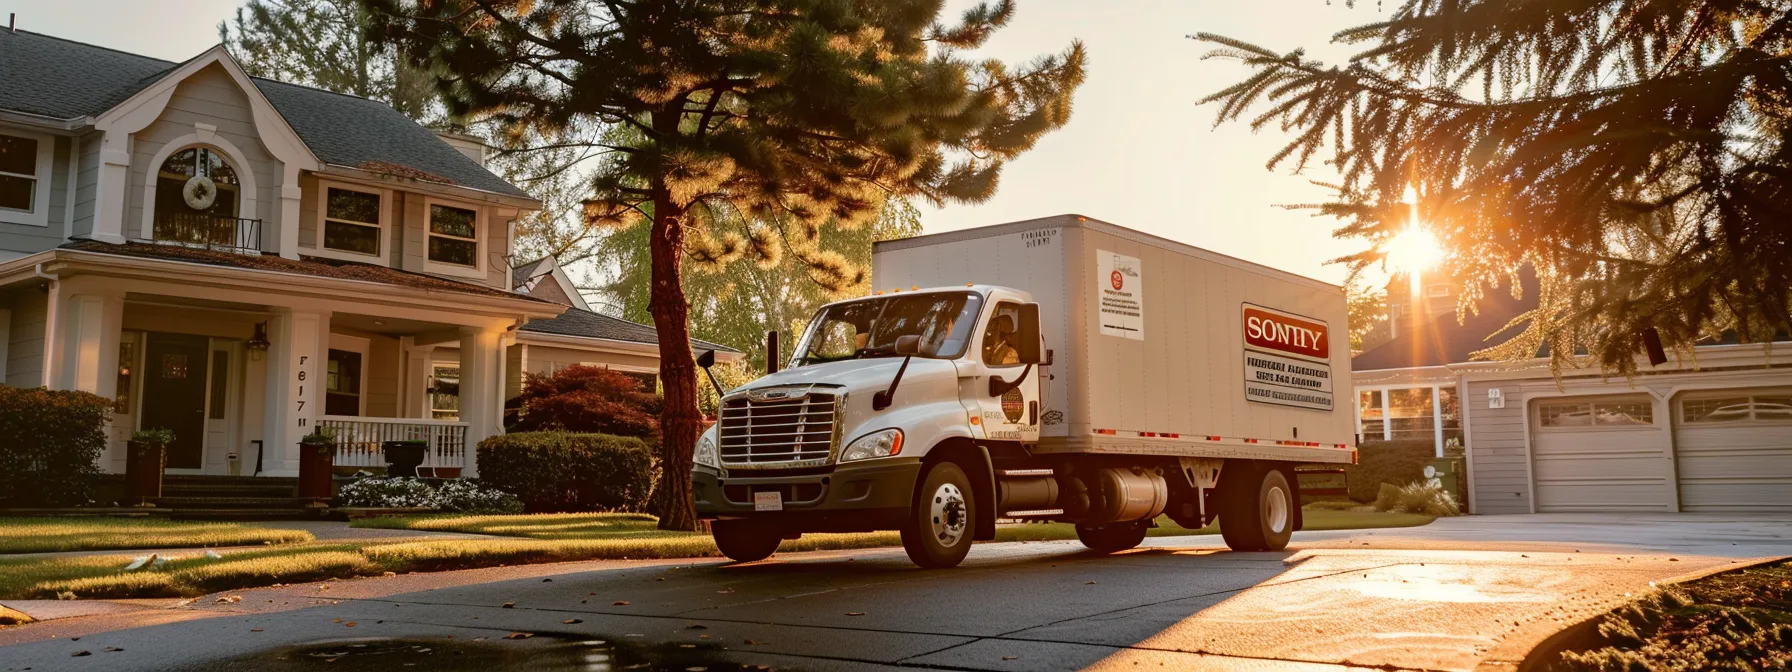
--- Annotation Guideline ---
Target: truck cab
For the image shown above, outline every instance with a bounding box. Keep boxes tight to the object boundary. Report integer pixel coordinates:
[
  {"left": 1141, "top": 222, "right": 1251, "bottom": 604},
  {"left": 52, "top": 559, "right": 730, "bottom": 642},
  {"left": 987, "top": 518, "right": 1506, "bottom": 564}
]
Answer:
[{"left": 691, "top": 285, "right": 1047, "bottom": 567}]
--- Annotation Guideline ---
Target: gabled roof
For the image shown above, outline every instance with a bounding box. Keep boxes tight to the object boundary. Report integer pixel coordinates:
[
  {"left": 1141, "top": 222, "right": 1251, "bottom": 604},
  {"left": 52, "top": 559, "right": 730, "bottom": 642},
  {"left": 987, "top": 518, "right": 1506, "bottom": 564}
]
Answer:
[
  {"left": 511, "top": 257, "right": 556, "bottom": 290},
  {"left": 0, "top": 29, "right": 529, "bottom": 200},
  {"left": 1352, "top": 271, "right": 1538, "bottom": 371},
  {"left": 522, "top": 307, "right": 742, "bottom": 354}
]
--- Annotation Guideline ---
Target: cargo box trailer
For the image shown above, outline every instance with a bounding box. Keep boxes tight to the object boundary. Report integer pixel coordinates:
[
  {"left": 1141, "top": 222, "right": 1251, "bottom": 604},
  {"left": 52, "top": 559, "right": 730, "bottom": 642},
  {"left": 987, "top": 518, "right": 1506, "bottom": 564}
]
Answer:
[{"left": 690, "top": 214, "right": 1358, "bottom": 567}]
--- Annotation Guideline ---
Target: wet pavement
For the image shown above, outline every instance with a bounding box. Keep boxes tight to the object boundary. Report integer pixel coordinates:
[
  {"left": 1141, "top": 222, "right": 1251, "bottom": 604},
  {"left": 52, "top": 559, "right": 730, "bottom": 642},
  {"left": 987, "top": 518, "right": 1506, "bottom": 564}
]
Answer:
[{"left": 1, "top": 513, "right": 1788, "bottom": 671}]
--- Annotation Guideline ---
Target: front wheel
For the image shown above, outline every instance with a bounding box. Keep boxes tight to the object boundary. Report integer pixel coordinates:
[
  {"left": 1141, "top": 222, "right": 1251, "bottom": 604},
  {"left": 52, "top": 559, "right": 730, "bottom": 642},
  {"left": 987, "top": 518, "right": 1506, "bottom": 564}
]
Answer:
[
  {"left": 1219, "top": 467, "right": 1295, "bottom": 552},
  {"left": 1076, "top": 520, "right": 1149, "bottom": 553},
  {"left": 901, "top": 461, "right": 976, "bottom": 568},
  {"left": 712, "top": 519, "right": 781, "bottom": 563}
]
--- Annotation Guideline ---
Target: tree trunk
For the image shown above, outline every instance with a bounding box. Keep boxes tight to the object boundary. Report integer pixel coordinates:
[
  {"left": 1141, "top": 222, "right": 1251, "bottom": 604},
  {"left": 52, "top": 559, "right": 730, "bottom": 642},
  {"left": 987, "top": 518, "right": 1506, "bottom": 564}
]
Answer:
[{"left": 648, "top": 187, "right": 702, "bottom": 532}]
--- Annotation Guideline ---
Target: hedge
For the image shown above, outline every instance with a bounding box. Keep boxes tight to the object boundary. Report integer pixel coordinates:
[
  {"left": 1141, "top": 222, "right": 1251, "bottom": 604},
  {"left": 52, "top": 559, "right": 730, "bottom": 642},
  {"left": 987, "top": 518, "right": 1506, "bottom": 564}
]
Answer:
[
  {"left": 0, "top": 386, "right": 114, "bottom": 507},
  {"left": 1344, "top": 439, "right": 1438, "bottom": 503},
  {"left": 476, "top": 432, "right": 653, "bottom": 512}
]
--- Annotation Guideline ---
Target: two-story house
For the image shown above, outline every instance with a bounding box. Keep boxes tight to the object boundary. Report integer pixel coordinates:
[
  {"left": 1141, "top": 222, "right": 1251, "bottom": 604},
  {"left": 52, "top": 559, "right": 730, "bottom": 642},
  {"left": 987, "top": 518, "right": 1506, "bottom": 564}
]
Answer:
[{"left": 0, "top": 30, "right": 737, "bottom": 484}]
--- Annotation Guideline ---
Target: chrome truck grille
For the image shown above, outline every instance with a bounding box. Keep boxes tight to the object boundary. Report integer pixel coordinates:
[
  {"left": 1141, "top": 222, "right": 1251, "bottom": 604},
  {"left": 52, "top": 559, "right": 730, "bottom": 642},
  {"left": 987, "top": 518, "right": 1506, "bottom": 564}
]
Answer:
[{"left": 717, "top": 386, "right": 843, "bottom": 468}]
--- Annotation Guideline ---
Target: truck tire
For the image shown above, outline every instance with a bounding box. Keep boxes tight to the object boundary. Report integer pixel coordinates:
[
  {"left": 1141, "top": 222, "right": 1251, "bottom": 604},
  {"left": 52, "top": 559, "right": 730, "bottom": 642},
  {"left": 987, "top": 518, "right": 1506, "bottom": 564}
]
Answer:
[
  {"left": 1220, "top": 467, "right": 1295, "bottom": 552},
  {"left": 1075, "top": 520, "right": 1149, "bottom": 553},
  {"left": 712, "top": 520, "right": 781, "bottom": 563},
  {"left": 902, "top": 461, "right": 976, "bottom": 568}
]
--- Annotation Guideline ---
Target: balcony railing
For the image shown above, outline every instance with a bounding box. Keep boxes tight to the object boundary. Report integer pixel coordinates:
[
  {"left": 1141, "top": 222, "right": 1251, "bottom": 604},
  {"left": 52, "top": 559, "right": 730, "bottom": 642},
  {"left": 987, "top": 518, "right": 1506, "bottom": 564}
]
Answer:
[
  {"left": 152, "top": 212, "right": 262, "bottom": 255},
  {"left": 319, "top": 416, "right": 468, "bottom": 476}
]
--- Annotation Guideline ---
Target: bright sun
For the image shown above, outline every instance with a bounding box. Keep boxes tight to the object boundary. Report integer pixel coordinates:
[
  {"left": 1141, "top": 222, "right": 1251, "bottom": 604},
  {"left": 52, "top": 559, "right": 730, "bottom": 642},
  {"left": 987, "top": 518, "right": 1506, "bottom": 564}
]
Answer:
[{"left": 1387, "top": 226, "right": 1444, "bottom": 276}]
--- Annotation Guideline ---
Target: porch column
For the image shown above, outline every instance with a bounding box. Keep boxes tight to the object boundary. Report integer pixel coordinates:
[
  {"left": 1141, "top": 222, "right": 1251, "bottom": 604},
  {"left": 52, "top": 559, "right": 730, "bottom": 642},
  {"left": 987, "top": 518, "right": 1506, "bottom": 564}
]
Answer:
[
  {"left": 399, "top": 336, "right": 436, "bottom": 419},
  {"left": 262, "top": 309, "right": 330, "bottom": 476},
  {"left": 458, "top": 326, "right": 505, "bottom": 478},
  {"left": 54, "top": 290, "right": 124, "bottom": 396},
  {"left": 88, "top": 132, "right": 131, "bottom": 245},
  {"left": 277, "top": 164, "right": 302, "bottom": 259}
]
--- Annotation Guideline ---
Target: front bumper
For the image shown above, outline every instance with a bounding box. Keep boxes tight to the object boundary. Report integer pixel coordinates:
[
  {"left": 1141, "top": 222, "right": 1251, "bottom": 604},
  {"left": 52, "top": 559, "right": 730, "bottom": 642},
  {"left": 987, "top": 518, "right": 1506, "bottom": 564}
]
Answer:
[{"left": 693, "top": 457, "right": 922, "bottom": 533}]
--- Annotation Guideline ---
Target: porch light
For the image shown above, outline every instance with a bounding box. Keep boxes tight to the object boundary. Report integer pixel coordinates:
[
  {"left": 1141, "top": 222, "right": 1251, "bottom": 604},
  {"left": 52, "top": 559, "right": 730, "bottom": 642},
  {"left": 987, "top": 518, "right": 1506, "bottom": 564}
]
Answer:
[{"left": 247, "top": 322, "right": 271, "bottom": 361}]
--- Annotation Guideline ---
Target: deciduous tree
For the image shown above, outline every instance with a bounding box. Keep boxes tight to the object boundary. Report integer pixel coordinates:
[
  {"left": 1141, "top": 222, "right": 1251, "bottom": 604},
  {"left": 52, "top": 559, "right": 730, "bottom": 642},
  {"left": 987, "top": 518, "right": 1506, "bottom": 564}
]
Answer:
[
  {"left": 1196, "top": 1, "right": 1792, "bottom": 373},
  {"left": 364, "top": 0, "right": 1086, "bottom": 529}
]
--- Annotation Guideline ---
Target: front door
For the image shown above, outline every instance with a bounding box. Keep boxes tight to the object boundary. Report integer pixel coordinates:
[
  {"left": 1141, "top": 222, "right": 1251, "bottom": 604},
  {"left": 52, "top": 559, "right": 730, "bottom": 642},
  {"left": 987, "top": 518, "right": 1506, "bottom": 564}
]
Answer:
[
  {"left": 968, "top": 298, "right": 1042, "bottom": 443},
  {"left": 141, "top": 333, "right": 211, "bottom": 469}
]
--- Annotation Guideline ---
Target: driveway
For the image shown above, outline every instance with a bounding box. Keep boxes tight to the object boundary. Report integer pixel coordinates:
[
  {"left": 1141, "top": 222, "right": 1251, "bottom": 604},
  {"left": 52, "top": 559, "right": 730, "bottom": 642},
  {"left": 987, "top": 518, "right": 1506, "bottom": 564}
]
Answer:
[{"left": 1, "top": 513, "right": 1786, "bottom": 671}]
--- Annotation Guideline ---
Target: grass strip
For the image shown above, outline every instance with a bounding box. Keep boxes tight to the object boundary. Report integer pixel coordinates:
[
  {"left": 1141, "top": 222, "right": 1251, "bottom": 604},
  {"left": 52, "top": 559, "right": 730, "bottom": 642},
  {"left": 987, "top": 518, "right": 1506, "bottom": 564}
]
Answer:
[{"left": 0, "top": 518, "right": 314, "bottom": 554}]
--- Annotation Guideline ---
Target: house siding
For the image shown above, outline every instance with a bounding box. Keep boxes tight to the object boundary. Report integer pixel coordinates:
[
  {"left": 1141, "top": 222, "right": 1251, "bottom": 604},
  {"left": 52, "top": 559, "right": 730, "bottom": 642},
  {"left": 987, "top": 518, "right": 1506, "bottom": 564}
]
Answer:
[
  {"left": 5, "top": 290, "right": 48, "bottom": 388},
  {"left": 125, "top": 64, "right": 283, "bottom": 247},
  {"left": 365, "top": 333, "right": 401, "bottom": 418},
  {"left": 524, "top": 344, "right": 659, "bottom": 377},
  {"left": 485, "top": 211, "right": 510, "bottom": 289},
  {"left": 1466, "top": 380, "right": 1531, "bottom": 514},
  {"left": 400, "top": 191, "right": 425, "bottom": 272},
  {"left": 71, "top": 132, "right": 101, "bottom": 239},
  {"left": 0, "top": 134, "right": 74, "bottom": 254}
]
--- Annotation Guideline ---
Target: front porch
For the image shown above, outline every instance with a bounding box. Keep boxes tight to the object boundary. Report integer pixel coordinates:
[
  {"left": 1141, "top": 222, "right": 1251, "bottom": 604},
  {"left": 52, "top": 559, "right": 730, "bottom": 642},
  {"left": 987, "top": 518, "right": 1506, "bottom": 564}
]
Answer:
[{"left": 0, "top": 244, "right": 562, "bottom": 480}]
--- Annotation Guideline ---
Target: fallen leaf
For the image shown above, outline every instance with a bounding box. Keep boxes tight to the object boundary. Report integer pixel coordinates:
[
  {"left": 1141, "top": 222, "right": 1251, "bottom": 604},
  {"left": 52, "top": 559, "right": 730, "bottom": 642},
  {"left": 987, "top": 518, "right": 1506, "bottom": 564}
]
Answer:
[
  {"left": 698, "top": 634, "right": 711, "bottom": 640},
  {"left": 685, "top": 624, "right": 708, "bottom": 630},
  {"left": 744, "top": 639, "right": 762, "bottom": 645},
  {"left": 216, "top": 595, "right": 242, "bottom": 604},
  {"left": 716, "top": 589, "right": 735, "bottom": 594},
  {"left": 383, "top": 571, "right": 397, "bottom": 577},
  {"left": 612, "top": 601, "right": 631, "bottom": 606},
  {"left": 71, "top": 651, "right": 91, "bottom": 657},
  {"left": 104, "top": 647, "right": 124, "bottom": 652},
  {"left": 250, "top": 628, "right": 263, "bottom": 632},
  {"left": 1085, "top": 581, "right": 1097, "bottom": 585},
  {"left": 1003, "top": 656, "right": 1019, "bottom": 660},
  {"left": 542, "top": 578, "right": 554, "bottom": 583},
  {"left": 501, "top": 602, "right": 515, "bottom": 609},
  {"left": 333, "top": 618, "right": 343, "bottom": 623},
  {"left": 846, "top": 612, "right": 865, "bottom": 616},
  {"left": 679, "top": 644, "right": 696, "bottom": 649},
  {"left": 562, "top": 619, "right": 583, "bottom": 625},
  {"left": 505, "top": 632, "right": 534, "bottom": 640},
  {"left": 345, "top": 622, "right": 357, "bottom": 628},
  {"left": 656, "top": 577, "right": 667, "bottom": 582}
]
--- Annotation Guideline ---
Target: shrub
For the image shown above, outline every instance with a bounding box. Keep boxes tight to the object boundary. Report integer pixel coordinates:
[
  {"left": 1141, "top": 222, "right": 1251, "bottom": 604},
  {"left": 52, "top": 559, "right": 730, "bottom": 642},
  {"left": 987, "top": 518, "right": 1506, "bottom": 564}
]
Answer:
[
  {"left": 338, "top": 478, "right": 436, "bottom": 508},
  {"left": 1374, "top": 482, "right": 1461, "bottom": 516},
  {"left": 1345, "top": 439, "right": 1438, "bottom": 502},
  {"left": 0, "top": 386, "right": 114, "bottom": 507},
  {"left": 477, "top": 432, "right": 653, "bottom": 512},
  {"left": 507, "top": 366, "right": 661, "bottom": 440},
  {"left": 432, "top": 479, "right": 524, "bottom": 514}
]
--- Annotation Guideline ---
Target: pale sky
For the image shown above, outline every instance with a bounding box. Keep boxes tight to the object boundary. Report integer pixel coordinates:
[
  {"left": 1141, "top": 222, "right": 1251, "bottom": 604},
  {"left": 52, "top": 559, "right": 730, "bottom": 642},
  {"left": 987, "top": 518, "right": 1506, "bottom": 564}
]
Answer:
[{"left": 8, "top": 0, "right": 1387, "bottom": 286}]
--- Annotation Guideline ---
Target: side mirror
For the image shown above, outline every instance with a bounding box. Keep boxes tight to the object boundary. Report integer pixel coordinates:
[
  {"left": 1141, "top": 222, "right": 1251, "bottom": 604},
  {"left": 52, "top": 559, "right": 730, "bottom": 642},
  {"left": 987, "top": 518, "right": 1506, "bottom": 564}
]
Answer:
[
  {"left": 765, "top": 330, "right": 780, "bottom": 374},
  {"left": 1015, "top": 303, "right": 1044, "bottom": 364},
  {"left": 894, "top": 334, "right": 922, "bottom": 356},
  {"left": 696, "top": 349, "right": 716, "bottom": 368}
]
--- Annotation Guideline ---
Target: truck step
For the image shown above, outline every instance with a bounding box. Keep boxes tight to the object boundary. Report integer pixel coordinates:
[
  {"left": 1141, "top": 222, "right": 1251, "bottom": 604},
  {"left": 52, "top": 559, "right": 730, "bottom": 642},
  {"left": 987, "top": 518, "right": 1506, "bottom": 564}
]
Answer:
[
  {"left": 1002, "top": 508, "right": 1065, "bottom": 518},
  {"left": 998, "top": 469, "right": 1055, "bottom": 477}
]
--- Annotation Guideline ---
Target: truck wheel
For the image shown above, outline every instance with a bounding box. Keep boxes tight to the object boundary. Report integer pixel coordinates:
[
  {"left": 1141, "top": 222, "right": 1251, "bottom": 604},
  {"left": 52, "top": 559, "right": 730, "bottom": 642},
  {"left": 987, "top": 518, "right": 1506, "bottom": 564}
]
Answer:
[
  {"left": 902, "top": 461, "right": 976, "bottom": 568},
  {"left": 1075, "top": 520, "right": 1149, "bottom": 553},
  {"left": 712, "top": 520, "right": 781, "bottom": 563},
  {"left": 1220, "top": 467, "right": 1294, "bottom": 552}
]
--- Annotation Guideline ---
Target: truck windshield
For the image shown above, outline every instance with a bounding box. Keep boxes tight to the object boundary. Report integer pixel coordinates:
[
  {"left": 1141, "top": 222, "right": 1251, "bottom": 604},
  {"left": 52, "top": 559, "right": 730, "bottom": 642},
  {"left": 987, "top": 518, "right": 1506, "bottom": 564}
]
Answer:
[{"left": 791, "top": 292, "right": 984, "bottom": 366}]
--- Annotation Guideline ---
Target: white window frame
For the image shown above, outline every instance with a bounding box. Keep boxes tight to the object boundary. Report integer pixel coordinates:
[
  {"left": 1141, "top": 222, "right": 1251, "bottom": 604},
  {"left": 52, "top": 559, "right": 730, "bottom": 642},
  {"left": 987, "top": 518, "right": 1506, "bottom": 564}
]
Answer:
[
  {"left": 325, "top": 333, "right": 371, "bottom": 418},
  {"left": 428, "top": 362, "right": 461, "bottom": 421},
  {"left": 422, "top": 196, "right": 486, "bottom": 279},
  {"left": 1533, "top": 395, "right": 1657, "bottom": 432},
  {"left": 0, "top": 127, "right": 56, "bottom": 227},
  {"left": 312, "top": 180, "right": 392, "bottom": 265},
  {"left": 1679, "top": 389, "right": 1792, "bottom": 426}
]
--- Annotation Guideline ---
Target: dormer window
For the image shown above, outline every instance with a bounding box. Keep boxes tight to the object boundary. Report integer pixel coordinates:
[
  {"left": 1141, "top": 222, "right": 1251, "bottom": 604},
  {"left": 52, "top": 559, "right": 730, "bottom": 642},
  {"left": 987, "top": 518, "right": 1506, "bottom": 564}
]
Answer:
[
  {"left": 0, "top": 130, "right": 55, "bottom": 226},
  {"left": 320, "top": 185, "right": 384, "bottom": 258},
  {"left": 424, "top": 197, "right": 484, "bottom": 278}
]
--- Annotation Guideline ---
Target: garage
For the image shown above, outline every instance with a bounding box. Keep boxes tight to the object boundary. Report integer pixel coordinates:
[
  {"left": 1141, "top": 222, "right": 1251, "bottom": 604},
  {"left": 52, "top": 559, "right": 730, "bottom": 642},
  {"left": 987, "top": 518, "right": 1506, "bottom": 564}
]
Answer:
[
  {"left": 1529, "top": 395, "right": 1671, "bottom": 512},
  {"left": 1674, "top": 389, "right": 1792, "bottom": 512}
]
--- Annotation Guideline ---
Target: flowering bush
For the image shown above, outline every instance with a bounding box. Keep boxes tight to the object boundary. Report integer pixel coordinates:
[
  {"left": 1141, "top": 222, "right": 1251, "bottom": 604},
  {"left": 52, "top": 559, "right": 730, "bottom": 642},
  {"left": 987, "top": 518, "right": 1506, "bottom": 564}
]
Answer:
[
  {"left": 432, "top": 479, "right": 524, "bottom": 514},
  {"left": 338, "top": 478, "right": 437, "bottom": 508},
  {"left": 336, "top": 477, "right": 522, "bottom": 514}
]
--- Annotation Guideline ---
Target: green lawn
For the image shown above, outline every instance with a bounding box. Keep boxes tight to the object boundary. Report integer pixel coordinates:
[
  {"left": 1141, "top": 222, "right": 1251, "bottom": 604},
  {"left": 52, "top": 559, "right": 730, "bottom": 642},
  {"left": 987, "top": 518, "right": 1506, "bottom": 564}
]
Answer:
[
  {"left": 0, "top": 508, "right": 1431, "bottom": 601},
  {"left": 0, "top": 518, "right": 315, "bottom": 554}
]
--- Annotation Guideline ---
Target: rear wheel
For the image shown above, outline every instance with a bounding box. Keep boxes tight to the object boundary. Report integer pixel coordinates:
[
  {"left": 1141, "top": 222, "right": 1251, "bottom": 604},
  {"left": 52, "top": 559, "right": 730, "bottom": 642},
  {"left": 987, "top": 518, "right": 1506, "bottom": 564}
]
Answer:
[
  {"left": 712, "top": 519, "right": 781, "bottom": 563},
  {"left": 901, "top": 461, "right": 976, "bottom": 568},
  {"left": 1075, "top": 519, "right": 1149, "bottom": 553},
  {"left": 1219, "top": 466, "right": 1295, "bottom": 552}
]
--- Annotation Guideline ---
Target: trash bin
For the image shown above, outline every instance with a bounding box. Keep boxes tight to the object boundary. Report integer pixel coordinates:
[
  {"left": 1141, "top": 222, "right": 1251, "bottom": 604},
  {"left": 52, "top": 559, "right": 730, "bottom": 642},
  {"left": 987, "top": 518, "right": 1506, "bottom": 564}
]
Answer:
[
  {"left": 1425, "top": 457, "right": 1463, "bottom": 505},
  {"left": 383, "top": 440, "right": 429, "bottom": 478}
]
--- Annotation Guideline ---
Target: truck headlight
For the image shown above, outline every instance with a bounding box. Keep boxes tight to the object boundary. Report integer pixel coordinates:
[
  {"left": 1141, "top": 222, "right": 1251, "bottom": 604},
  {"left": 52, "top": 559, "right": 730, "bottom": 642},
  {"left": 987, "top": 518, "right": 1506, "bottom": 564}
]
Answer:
[
  {"left": 694, "top": 432, "right": 719, "bottom": 469},
  {"left": 840, "top": 429, "right": 904, "bottom": 462}
]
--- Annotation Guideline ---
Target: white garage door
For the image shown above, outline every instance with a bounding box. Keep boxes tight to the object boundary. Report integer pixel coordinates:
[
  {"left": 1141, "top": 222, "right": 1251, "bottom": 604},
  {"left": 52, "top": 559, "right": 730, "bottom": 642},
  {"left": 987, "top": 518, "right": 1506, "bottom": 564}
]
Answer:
[
  {"left": 1675, "top": 390, "right": 1792, "bottom": 512},
  {"left": 1530, "top": 396, "right": 1671, "bottom": 512}
]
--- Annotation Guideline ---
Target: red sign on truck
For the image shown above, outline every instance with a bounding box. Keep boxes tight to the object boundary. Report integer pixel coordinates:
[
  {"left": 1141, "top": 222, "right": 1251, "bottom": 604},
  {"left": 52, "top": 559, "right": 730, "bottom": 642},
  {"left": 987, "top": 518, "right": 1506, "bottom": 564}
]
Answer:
[{"left": 1243, "top": 305, "right": 1329, "bottom": 361}]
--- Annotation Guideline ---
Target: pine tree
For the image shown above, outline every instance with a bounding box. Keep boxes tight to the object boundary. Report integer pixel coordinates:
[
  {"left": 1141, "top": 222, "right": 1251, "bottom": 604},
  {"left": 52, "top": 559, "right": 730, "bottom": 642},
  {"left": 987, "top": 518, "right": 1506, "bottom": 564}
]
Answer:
[
  {"left": 364, "top": 0, "right": 1086, "bottom": 529},
  {"left": 1195, "top": 1, "right": 1792, "bottom": 374}
]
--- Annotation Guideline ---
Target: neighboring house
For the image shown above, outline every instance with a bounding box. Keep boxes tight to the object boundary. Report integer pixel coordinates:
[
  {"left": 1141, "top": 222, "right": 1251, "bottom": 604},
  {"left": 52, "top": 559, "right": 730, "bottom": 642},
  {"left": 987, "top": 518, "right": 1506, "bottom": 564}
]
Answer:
[
  {"left": 0, "top": 31, "right": 726, "bottom": 482},
  {"left": 1351, "top": 269, "right": 1792, "bottom": 514}
]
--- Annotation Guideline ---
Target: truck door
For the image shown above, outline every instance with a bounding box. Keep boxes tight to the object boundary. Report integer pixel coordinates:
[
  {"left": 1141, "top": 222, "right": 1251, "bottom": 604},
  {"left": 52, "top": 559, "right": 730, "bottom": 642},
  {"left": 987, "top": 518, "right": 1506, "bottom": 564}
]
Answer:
[{"left": 968, "top": 299, "right": 1043, "bottom": 443}]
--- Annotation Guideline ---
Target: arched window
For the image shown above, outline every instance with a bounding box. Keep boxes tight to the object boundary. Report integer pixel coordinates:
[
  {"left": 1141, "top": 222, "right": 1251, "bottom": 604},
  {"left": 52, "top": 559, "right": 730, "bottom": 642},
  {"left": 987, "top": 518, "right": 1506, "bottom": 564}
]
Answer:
[{"left": 153, "top": 146, "right": 242, "bottom": 244}]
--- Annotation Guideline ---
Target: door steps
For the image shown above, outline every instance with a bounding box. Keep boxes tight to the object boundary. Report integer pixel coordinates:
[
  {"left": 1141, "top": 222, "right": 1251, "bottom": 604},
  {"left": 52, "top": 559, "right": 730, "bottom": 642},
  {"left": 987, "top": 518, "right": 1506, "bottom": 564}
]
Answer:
[{"left": 149, "top": 476, "right": 327, "bottom": 521}]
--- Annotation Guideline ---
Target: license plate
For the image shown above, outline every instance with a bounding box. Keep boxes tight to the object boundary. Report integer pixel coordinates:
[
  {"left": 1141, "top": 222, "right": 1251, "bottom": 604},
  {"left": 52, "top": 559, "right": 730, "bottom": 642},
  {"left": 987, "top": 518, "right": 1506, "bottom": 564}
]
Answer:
[{"left": 753, "top": 491, "right": 783, "bottom": 512}]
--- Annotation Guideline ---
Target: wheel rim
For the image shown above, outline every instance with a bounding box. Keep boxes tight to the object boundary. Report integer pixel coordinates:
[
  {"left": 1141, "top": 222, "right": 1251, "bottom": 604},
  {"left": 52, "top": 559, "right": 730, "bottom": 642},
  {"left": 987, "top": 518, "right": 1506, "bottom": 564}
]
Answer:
[
  {"left": 930, "top": 482, "right": 968, "bottom": 547},
  {"left": 1264, "top": 484, "right": 1289, "bottom": 534}
]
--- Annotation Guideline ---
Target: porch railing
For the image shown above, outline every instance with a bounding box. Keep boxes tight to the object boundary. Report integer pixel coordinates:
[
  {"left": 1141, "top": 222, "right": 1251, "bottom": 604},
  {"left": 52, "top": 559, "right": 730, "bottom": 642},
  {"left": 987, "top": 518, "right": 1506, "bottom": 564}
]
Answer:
[
  {"left": 152, "top": 212, "right": 263, "bottom": 255},
  {"left": 319, "top": 416, "right": 468, "bottom": 475}
]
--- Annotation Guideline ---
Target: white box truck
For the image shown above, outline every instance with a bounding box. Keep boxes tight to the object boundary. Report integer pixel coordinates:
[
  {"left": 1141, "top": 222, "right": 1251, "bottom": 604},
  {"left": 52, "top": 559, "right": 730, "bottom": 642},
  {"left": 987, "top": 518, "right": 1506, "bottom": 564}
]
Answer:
[{"left": 690, "top": 214, "right": 1357, "bottom": 567}]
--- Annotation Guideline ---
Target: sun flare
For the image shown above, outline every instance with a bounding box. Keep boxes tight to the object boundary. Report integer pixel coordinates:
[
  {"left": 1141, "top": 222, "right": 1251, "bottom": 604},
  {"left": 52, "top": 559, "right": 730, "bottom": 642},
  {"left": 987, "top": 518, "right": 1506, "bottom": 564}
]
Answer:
[{"left": 1387, "top": 226, "right": 1444, "bottom": 277}]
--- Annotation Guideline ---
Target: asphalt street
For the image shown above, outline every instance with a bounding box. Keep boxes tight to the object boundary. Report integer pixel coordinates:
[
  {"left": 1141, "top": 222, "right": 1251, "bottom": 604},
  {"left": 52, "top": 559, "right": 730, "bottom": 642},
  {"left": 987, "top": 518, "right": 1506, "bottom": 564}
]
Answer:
[{"left": 1, "top": 513, "right": 1787, "bottom": 672}]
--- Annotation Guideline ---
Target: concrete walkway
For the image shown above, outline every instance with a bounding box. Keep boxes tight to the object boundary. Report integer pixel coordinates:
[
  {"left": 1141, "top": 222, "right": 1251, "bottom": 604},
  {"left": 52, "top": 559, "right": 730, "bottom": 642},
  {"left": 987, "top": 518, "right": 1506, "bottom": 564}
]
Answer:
[{"left": 0, "top": 513, "right": 1785, "bottom": 671}]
